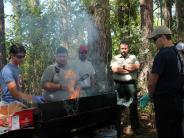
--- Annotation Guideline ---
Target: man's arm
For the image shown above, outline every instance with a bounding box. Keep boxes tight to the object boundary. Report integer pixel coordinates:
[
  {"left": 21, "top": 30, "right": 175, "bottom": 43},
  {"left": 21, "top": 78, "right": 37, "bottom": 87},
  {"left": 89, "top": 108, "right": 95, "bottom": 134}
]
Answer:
[
  {"left": 7, "top": 81, "right": 33, "bottom": 101},
  {"left": 125, "top": 63, "right": 140, "bottom": 72},
  {"left": 42, "top": 81, "right": 63, "bottom": 91},
  {"left": 147, "top": 73, "right": 159, "bottom": 97},
  {"left": 90, "top": 74, "right": 96, "bottom": 88},
  {"left": 111, "top": 63, "right": 140, "bottom": 74},
  {"left": 42, "top": 79, "right": 79, "bottom": 95},
  {"left": 118, "top": 63, "right": 140, "bottom": 73},
  {"left": 40, "top": 66, "right": 63, "bottom": 92}
]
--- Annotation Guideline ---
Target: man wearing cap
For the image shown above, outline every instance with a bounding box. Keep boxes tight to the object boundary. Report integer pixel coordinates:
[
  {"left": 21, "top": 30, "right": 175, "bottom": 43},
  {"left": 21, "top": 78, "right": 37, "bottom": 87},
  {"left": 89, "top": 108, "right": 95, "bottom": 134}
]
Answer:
[
  {"left": 72, "top": 45, "right": 96, "bottom": 97},
  {"left": 148, "top": 26, "right": 183, "bottom": 138},
  {"left": 111, "top": 40, "right": 141, "bottom": 134}
]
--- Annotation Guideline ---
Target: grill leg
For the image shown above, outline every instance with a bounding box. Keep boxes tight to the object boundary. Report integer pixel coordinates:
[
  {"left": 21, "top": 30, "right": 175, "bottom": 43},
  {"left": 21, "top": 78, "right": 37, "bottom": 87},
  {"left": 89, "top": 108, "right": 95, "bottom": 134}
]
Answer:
[{"left": 116, "top": 105, "right": 122, "bottom": 138}]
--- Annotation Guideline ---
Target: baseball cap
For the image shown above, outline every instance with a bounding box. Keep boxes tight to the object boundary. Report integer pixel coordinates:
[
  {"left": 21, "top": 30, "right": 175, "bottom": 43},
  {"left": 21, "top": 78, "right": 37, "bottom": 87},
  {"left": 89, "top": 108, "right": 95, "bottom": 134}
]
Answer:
[
  {"left": 148, "top": 26, "right": 172, "bottom": 39},
  {"left": 79, "top": 45, "right": 88, "bottom": 53}
]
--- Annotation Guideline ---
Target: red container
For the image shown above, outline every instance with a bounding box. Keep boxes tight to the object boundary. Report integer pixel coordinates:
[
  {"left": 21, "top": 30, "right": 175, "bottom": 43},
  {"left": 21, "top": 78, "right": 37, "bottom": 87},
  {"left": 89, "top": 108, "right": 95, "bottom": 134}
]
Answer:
[
  {"left": 9, "top": 108, "right": 36, "bottom": 129},
  {"left": 9, "top": 108, "right": 35, "bottom": 130}
]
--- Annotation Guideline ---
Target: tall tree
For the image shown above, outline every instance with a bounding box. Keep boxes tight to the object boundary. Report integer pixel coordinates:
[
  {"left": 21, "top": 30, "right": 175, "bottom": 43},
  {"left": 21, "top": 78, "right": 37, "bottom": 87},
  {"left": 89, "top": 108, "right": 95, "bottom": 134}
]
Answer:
[
  {"left": 139, "top": 0, "right": 153, "bottom": 90},
  {"left": 86, "top": 0, "right": 112, "bottom": 91},
  {"left": 12, "top": 0, "right": 22, "bottom": 39},
  {"left": 0, "top": 0, "right": 6, "bottom": 66},
  {"left": 59, "top": 0, "right": 70, "bottom": 49},
  {"left": 116, "top": 0, "right": 139, "bottom": 38},
  {"left": 162, "top": 0, "right": 172, "bottom": 27},
  {"left": 176, "top": 0, "right": 184, "bottom": 40}
]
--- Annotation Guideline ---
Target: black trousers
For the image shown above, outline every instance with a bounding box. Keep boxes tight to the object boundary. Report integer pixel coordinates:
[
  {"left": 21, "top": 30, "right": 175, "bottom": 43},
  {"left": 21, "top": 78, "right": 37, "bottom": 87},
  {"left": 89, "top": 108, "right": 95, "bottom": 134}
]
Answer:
[
  {"left": 153, "top": 94, "right": 183, "bottom": 138},
  {"left": 115, "top": 80, "right": 140, "bottom": 130}
]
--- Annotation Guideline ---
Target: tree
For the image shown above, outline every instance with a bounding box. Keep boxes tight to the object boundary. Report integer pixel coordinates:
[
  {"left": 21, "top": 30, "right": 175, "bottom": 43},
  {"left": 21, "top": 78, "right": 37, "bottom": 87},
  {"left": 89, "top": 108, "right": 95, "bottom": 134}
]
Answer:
[
  {"left": 162, "top": 0, "right": 173, "bottom": 27},
  {"left": 59, "top": 0, "right": 70, "bottom": 49},
  {"left": 176, "top": 0, "right": 184, "bottom": 40},
  {"left": 12, "top": 0, "right": 22, "bottom": 38},
  {"left": 139, "top": 0, "right": 153, "bottom": 91},
  {"left": 0, "top": 0, "right": 6, "bottom": 67},
  {"left": 116, "top": 0, "right": 139, "bottom": 38}
]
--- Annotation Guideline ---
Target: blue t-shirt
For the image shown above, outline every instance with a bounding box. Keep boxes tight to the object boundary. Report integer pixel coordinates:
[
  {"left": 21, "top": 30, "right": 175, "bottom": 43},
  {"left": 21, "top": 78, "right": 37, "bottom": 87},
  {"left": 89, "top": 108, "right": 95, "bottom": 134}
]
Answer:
[
  {"left": 0, "top": 63, "right": 22, "bottom": 103},
  {"left": 151, "top": 47, "right": 180, "bottom": 96}
]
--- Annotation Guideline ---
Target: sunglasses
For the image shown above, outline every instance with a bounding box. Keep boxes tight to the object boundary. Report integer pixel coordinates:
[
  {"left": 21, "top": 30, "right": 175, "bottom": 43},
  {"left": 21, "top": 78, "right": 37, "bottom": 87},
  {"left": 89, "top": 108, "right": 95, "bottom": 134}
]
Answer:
[
  {"left": 15, "top": 54, "right": 25, "bottom": 59},
  {"left": 153, "top": 35, "right": 162, "bottom": 43}
]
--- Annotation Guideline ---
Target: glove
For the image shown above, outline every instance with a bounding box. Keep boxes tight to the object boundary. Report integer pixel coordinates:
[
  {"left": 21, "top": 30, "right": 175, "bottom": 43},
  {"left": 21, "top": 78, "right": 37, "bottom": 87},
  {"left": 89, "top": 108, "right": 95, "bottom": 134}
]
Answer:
[
  {"left": 139, "top": 94, "right": 150, "bottom": 109},
  {"left": 32, "top": 96, "right": 45, "bottom": 104}
]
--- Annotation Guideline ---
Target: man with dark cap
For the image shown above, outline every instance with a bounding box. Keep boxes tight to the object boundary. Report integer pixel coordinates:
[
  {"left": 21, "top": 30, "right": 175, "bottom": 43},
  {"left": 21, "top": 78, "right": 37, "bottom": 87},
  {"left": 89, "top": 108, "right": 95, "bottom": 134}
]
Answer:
[{"left": 147, "top": 26, "right": 183, "bottom": 138}]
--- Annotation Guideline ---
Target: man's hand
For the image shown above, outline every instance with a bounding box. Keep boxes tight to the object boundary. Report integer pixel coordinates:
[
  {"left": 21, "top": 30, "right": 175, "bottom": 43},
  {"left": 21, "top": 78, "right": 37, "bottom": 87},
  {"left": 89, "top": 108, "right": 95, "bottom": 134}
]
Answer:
[
  {"left": 124, "top": 64, "right": 140, "bottom": 72},
  {"left": 148, "top": 84, "right": 155, "bottom": 97},
  {"left": 111, "top": 66, "right": 118, "bottom": 73},
  {"left": 66, "top": 79, "right": 77, "bottom": 93},
  {"left": 147, "top": 73, "right": 159, "bottom": 98},
  {"left": 32, "top": 96, "right": 45, "bottom": 104},
  {"left": 68, "top": 85, "right": 80, "bottom": 99}
]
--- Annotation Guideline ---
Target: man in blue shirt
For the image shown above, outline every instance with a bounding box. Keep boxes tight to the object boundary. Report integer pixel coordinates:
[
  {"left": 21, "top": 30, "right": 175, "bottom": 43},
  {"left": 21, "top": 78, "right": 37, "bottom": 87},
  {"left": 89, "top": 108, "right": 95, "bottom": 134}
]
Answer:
[{"left": 0, "top": 43, "right": 44, "bottom": 104}]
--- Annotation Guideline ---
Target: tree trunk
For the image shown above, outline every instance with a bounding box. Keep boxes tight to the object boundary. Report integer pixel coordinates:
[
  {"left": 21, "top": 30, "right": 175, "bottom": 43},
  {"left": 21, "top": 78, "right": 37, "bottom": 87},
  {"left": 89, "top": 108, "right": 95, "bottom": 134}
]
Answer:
[
  {"left": 59, "top": 0, "right": 70, "bottom": 49},
  {"left": 176, "top": 0, "right": 184, "bottom": 40},
  {"left": 139, "top": 0, "right": 153, "bottom": 91},
  {"left": 12, "top": 0, "right": 22, "bottom": 37},
  {"left": 117, "top": 0, "right": 130, "bottom": 28},
  {"left": 162, "top": 0, "right": 172, "bottom": 27},
  {"left": 116, "top": 0, "right": 138, "bottom": 38},
  {"left": 87, "top": 0, "right": 112, "bottom": 92},
  {"left": 0, "top": 0, "right": 6, "bottom": 67},
  {"left": 159, "top": 0, "right": 163, "bottom": 25}
]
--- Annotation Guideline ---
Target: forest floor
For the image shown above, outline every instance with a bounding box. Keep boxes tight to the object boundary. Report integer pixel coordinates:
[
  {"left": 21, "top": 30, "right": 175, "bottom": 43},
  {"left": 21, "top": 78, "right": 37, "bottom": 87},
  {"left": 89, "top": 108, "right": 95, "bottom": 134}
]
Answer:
[{"left": 122, "top": 110, "right": 157, "bottom": 138}]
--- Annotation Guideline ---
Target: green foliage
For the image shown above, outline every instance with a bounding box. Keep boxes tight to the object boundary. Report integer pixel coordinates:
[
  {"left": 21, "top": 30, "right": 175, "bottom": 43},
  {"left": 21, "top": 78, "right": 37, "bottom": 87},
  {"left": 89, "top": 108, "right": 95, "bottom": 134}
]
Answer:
[
  {"left": 110, "top": 0, "right": 141, "bottom": 57},
  {"left": 81, "top": 0, "right": 95, "bottom": 5}
]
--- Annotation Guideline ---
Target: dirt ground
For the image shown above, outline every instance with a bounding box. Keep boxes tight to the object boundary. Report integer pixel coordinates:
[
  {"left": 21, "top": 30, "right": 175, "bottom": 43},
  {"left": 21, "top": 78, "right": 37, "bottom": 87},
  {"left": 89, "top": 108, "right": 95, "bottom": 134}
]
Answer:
[{"left": 122, "top": 111, "right": 157, "bottom": 138}]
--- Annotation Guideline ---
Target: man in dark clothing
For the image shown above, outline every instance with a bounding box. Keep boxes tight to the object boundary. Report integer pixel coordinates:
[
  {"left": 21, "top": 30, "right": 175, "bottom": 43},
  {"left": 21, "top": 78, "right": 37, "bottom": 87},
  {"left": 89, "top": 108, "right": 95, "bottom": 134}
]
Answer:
[{"left": 148, "top": 26, "right": 183, "bottom": 138}]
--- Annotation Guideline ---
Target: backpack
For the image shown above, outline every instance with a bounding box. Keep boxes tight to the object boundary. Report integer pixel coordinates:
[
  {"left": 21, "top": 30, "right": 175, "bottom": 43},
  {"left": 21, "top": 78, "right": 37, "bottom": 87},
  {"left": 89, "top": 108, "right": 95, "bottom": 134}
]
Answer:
[{"left": 174, "top": 43, "right": 184, "bottom": 93}]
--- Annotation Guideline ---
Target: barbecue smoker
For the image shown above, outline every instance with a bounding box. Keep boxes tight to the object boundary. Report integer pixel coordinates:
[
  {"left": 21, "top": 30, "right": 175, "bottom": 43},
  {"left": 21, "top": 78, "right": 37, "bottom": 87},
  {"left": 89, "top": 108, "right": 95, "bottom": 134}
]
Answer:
[{"left": 34, "top": 92, "right": 121, "bottom": 138}]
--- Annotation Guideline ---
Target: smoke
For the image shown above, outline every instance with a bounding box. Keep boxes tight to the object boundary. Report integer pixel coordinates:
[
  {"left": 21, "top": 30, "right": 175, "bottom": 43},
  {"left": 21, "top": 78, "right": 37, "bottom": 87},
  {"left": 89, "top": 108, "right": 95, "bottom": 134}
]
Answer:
[{"left": 4, "top": 0, "right": 111, "bottom": 95}]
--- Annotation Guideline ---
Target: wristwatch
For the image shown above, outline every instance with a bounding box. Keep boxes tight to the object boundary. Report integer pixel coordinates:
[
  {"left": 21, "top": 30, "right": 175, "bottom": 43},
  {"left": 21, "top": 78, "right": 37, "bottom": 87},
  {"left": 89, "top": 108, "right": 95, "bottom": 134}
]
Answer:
[{"left": 123, "top": 65, "right": 125, "bottom": 69}]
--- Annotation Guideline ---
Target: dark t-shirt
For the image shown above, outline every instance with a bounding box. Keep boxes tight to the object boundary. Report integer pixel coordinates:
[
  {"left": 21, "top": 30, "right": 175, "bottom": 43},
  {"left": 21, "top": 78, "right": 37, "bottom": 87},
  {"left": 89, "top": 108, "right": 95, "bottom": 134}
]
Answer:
[{"left": 151, "top": 47, "right": 180, "bottom": 96}]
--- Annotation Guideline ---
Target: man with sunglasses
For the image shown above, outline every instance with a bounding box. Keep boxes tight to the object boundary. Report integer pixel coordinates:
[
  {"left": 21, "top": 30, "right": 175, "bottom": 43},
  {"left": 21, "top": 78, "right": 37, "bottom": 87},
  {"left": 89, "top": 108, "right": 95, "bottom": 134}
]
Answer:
[
  {"left": 148, "top": 26, "right": 183, "bottom": 138},
  {"left": 0, "top": 43, "right": 44, "bottom": 104},
  {"left": 72, "top": 45, "right": 96, "bottom": 97}
]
